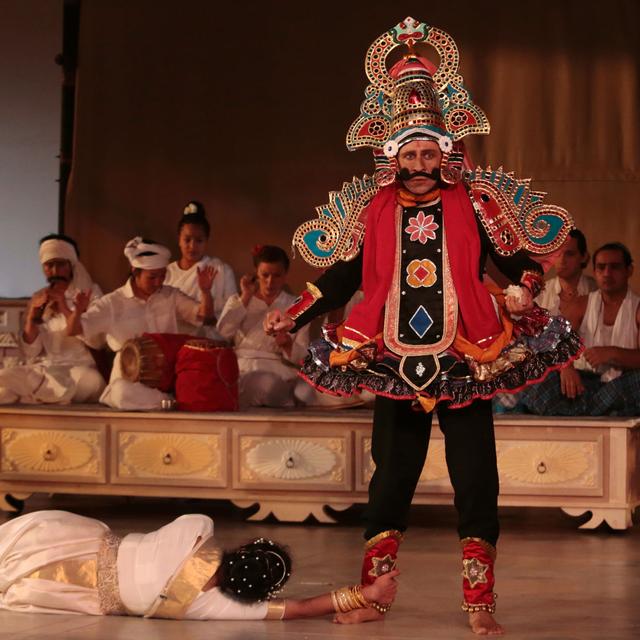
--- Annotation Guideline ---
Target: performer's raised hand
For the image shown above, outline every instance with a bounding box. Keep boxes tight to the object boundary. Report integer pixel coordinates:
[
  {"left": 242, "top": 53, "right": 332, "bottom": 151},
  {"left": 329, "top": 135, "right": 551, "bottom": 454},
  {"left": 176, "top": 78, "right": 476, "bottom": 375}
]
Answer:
[
  {"left": 197, "top": 265, "right": 217, "bottom": 292},
  {"left": 264, "top": 309, "right": 295, "bottom": 335},
  {"left": 73, "top": 290, "right": 92, "bottom": 314},
  {"left": 504, "top": 285, "right": 534, "bottom": 315},
  {"left": 240, "top": 274, "right": 258, "bottom": 306},
  {"left": 28, "top": 288, "right": 50, "bottom": 315}
]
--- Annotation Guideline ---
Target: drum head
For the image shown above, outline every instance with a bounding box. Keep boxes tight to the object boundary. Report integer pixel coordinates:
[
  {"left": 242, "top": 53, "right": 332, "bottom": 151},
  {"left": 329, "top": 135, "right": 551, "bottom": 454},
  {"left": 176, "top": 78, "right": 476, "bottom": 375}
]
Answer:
[{"left": 120, "top": 339, "right": 143, "bottom": 382}]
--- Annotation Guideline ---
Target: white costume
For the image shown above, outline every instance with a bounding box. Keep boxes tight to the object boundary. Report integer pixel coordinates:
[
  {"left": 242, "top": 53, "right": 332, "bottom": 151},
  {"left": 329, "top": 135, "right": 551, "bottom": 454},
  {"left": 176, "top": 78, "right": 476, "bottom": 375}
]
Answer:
[
  {"left": 0, "top": 511, "right": 269, "bottom": 620},
  {"left": 217, "top": 292, "right": 309, "bottom": 408},
  {"left": 535, "top": 274, "right": 596, "bottom": 315},
  {"left": 80, "top": 238, "right": 202, "bottom": 410},
  {"left": 0, "top": 239, "right": 105, "bottom": 405},
  {"left": 165, "top": 255, "right": 237, "bottom": 338},
  {"left": 576, "top": 289, "right": 640, "bottom": 381}
]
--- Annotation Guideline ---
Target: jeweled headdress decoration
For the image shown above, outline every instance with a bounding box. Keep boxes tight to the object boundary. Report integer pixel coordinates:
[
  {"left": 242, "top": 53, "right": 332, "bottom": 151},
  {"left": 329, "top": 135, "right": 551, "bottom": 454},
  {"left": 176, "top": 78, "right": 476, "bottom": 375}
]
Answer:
[{"left": 346, "top": 16, "right": 490, "bottom": 186}]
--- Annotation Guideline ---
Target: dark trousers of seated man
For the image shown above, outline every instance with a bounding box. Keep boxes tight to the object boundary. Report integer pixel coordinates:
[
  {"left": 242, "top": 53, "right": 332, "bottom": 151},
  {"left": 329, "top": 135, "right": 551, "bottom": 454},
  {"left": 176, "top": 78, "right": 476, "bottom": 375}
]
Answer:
[{"left": 364, "top": 395, "right": 499, "bottom": 546}]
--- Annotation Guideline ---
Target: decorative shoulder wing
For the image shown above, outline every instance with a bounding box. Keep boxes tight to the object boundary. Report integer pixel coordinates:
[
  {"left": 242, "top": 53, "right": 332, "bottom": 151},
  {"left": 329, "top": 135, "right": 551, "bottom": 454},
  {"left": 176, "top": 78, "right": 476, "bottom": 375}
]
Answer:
[
  {"left": 292, "top": 175, "right": 379, "bottom": 268},
  {"left": 466, "top": 166, "right": 574, "bottom": 256}
]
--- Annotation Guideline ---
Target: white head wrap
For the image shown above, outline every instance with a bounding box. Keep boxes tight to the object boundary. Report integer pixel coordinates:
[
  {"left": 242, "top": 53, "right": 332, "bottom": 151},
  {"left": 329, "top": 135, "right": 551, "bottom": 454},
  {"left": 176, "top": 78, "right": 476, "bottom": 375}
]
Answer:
[
  {"left": 38, "top": 237, "right": 95, "bottom": 291},
  {"left": 124, "top": 236, "right": 171, "bottom": 269}
]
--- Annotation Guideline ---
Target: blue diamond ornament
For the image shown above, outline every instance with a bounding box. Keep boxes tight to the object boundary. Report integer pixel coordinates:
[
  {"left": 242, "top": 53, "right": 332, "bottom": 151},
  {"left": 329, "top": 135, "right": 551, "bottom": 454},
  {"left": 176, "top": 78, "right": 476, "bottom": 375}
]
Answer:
[{"left": 408, "top": 305, "right": 433, "bottom": 338}]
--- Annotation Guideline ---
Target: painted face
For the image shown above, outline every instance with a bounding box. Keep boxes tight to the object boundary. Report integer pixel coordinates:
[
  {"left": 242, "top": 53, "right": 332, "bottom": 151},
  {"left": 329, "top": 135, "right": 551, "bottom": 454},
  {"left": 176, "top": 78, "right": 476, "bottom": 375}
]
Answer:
[
  {"left": 396, "top": 140, "right": 442, "bottom": 195},
  {"left": 593, "top": 249, "right": 632, "bottom": 295},
  {"left": 178, "top": 223, "right": 208, "bottom": 265},
  {"left": 134, "top": 268, "right": 166, "bottom": 296},
  {"left": 256, "top": 261, "right": 287, "bottom": 300},
  {"left": 42, "top": 259, "right": 72, "bottom": 284},
  {"left": 556, "top": 236, "right": 587, "bottom": 280}
]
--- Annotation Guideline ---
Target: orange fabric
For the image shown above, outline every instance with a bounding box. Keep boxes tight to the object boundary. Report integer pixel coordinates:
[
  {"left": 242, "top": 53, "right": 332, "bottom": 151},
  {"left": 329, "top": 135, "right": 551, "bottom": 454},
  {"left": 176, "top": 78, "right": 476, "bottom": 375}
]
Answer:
[
  {"left": 452, "top": 284, "right": 513, "bottom": 363},
  {"left": 396, "top": 187, "right": 441, "bottom": 208}
]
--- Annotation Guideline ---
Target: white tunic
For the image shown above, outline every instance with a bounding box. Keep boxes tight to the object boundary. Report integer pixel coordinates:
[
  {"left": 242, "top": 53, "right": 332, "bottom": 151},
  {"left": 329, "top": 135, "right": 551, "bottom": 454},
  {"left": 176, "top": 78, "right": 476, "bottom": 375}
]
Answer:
[
  {"left": 576, "top": 289, "right": 640, "bottom": 381},
  {"left": 0, "top": 284, "right": 105, "bottom": 404},
  {"left": 0, "top": 511, "right": 267, "bottom": 620},
  {"left": 535, "top": 274, "right": 596, "bottom": 316},
  {"left": 217, "top": 292, "right": 309, "bottom": 407},
  {"left": 165, "top": 256, "right": 237, "bottom": 338},
  {"left": 80, "top": 280, "right": 202, "bottom": 409}
]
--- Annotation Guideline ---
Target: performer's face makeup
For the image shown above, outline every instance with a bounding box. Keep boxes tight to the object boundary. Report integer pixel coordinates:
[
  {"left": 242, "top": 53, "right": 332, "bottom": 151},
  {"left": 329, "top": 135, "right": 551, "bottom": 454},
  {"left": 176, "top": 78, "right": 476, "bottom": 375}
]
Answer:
[
  {"left": 43, "top": 259, "right": 72, "bottom": 284},
  {"left": 179, "top": 223, "right": 208, "bottom": 265},
  {"left": 397, "top": 140, "right": 442, "bottom": 195},
  {"left": 134, "top": 267, "right": 167, "bottom": 296},
  {"left": 593, "top": 249, "right": 632, "bottom": 295},
  {"left": 256, "top": 261, "right": 287, "bottom": 301}
]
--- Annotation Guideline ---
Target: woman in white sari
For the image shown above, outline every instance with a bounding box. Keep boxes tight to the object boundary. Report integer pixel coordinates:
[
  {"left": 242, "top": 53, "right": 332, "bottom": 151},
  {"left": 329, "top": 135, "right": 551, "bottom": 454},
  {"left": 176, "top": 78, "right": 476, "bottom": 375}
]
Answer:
[{"left": 0, "top": 511, "right": 396, "bottom": 622}]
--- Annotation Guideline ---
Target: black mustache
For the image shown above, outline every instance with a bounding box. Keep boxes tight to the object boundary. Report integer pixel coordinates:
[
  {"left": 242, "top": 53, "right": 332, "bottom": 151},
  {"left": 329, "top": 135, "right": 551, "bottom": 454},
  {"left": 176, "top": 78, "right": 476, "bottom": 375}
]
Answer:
[
  {"left": 397, "top": 168, "right": 441, "bottom": 182},
  {"left": 47, "top": 275, "right": 69, "bottom": 284}
]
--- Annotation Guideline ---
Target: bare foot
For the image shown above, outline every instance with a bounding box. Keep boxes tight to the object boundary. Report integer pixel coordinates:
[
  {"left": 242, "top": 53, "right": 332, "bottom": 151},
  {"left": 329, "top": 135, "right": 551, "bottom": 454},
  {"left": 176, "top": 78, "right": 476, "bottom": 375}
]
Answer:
[
  {"left": 333, "top": 608, "right": 385, "bottom": 624},
  {"left": 468, "top": 611, "right": 504, "bottom": 635}
]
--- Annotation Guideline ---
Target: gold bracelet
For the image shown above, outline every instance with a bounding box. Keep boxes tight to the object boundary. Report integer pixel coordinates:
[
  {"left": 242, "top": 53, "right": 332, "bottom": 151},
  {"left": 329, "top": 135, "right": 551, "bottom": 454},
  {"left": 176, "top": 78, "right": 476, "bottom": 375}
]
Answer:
[
  {"left": 351, "top": 585, "right": 371, "bottom": 609},
  {"left": 330, "top": 590, "right": 340, "bottom": 613},
  {"left": 265, "top": 598, "right": 286, "bottom": 620}
]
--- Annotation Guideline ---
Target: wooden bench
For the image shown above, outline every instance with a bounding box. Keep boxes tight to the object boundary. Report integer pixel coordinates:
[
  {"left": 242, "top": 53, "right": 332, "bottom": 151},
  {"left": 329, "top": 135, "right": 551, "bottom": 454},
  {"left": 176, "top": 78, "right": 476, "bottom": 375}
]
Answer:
[{"left": 0, "top": 405, "right": 638, "bottom": 529}]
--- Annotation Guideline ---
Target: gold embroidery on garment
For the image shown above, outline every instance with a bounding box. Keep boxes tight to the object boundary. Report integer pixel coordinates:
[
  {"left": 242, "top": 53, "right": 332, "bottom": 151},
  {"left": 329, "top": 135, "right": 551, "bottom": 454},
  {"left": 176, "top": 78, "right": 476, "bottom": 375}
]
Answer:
[
  {"left": 26, "top": 557, "right": 98, "bottom": 589},
  {"left": 462, "top": 557, "right": 490, "bottom": 589},
  {"left": 368, "top": 553, "right": 397, "bottom": 578},
  {"left": 149, "top": 536, "right": 222, "bottom": 620},
  {"left": 97, "top": 531, "right": 127, "bottom": 615}
]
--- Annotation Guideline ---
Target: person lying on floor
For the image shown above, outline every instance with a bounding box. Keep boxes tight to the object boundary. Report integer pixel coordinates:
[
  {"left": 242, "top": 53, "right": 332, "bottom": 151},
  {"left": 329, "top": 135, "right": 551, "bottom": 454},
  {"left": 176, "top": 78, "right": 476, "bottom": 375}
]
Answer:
[{"left": 0, "top": 510, "right": 397, "bottom": 622}]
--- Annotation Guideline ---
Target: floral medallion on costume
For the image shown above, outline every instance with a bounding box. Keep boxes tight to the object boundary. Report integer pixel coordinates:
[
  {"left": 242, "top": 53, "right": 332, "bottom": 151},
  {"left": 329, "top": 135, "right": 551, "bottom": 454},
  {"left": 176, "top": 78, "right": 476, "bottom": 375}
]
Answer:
[{"left": 405, "top": 211, "right": 439, "bottom": 244}]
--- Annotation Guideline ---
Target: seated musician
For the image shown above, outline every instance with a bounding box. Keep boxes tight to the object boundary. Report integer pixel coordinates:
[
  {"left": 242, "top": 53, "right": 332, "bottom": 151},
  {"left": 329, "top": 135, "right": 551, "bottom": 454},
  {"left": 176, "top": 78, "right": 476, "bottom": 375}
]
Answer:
[
  {"left": 165, "top": 200, "right": 238, "bottom": 338},
  {"left": 0, "top": 234, "right": 105, "bottom": 405},
  {"left": 522, "top": 242, "right": 640, "bottom": 415},
  {"left": 67, "top": 237, "right": 215, "bottom": 410},
  {"left": 217, "top": 245, "right": 310, "bottom": 408}
]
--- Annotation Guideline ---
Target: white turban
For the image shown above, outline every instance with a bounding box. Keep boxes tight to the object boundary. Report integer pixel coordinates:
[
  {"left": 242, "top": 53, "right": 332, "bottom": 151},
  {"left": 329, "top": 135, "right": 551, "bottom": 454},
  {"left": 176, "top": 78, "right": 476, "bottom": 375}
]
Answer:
[
  {"left": 39, "top": 238, "right": 78, "bottom": 265},
  {"left": 38, "top": 237, "right": 95, "bottom": 291},
  {"left": 124, "top": 236, "right": 171, "bottom": 269}
]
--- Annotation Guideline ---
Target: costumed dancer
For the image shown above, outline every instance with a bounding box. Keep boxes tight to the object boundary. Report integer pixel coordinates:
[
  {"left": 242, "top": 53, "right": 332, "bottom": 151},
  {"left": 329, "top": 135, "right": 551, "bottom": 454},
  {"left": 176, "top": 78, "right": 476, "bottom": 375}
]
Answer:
[
  {"left": 0, "top": 510, "right": 397, "bottom": 620},
  {"left": 165, "top": 200, "right": 238, "bottom": 339},
  {"left": 265, "top": 17, "right": 580, "bottom": 635},
  {"left": 217, "top": 245, "right": 310, "bottom": 408},
  {"left": 0, "top": 234, "right": 105, "bottom": 405},
  {"left": 67, "top": 237, "right": 216, "bottom": 410}
]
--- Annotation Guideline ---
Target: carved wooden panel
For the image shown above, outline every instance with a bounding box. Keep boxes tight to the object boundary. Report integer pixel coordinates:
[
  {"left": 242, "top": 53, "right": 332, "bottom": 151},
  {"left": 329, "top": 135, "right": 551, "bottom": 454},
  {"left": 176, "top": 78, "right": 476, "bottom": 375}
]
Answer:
[
  {"left": 115, "top": 431, "right": 225, "bottom": 487},
  {"left": 235, "top": 434, "right": 350, "bottom": 491},
  {"left": 496, "top": 438, "right": 603, "bottom": 495},
  {"left": 0, "top": 427, "right": 104, "bottom": 482}
]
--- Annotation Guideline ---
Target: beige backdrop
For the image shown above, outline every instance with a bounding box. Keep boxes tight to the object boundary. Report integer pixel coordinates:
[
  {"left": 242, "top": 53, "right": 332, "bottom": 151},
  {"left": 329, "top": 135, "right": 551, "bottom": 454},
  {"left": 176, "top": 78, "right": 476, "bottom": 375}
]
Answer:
[{"left": 65, "top": 0, "right": 640, "bottom": 293}]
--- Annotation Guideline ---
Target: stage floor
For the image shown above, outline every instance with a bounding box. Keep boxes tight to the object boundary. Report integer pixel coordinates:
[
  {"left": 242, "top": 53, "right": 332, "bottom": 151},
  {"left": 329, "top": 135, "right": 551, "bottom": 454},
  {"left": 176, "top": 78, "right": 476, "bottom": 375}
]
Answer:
[{"left": 0, "top": 494, "right": 638, "bottom": 640}]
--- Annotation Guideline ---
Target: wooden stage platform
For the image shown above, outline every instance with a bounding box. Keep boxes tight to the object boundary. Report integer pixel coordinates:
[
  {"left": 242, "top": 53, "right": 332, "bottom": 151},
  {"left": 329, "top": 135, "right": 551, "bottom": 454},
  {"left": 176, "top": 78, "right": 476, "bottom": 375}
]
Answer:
[{"left": 0, "top": 405, "right": 638, "bottom": 529}]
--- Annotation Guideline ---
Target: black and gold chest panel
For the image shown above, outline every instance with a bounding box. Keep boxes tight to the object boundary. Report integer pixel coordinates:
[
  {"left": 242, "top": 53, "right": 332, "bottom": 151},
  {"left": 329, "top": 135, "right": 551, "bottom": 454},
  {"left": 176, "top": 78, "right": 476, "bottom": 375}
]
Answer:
[{"left": 383, "top": 199, "right": 458, "bottom": 390}]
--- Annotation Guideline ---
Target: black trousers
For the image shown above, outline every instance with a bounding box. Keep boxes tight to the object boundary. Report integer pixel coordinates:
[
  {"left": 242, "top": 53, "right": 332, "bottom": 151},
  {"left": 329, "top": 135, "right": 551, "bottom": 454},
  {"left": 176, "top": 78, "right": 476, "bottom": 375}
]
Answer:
[{"left": 364, "top": 395, "right": 500, "bottom": 546}]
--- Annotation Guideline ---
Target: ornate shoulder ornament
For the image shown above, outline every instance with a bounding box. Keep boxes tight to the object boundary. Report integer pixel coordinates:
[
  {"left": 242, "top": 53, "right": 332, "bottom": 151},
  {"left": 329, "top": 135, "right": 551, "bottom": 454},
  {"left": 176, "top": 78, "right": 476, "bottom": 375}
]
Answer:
[
  {"left": 466, "top": 166, "right": 574, "bottom": 256},
  {"left": 292, "top": 174, "right": 379, "bottom": 268}
]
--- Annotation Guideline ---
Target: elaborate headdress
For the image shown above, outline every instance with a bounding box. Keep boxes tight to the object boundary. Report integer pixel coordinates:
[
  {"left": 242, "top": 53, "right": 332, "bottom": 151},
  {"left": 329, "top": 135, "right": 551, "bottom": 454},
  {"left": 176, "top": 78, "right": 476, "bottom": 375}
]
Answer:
[
  {"left": 346, "top": 16, "right": 489, "bottom": 186},
  {"left": 292, "top": 17, "right": 573, "bottom": 269}
]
